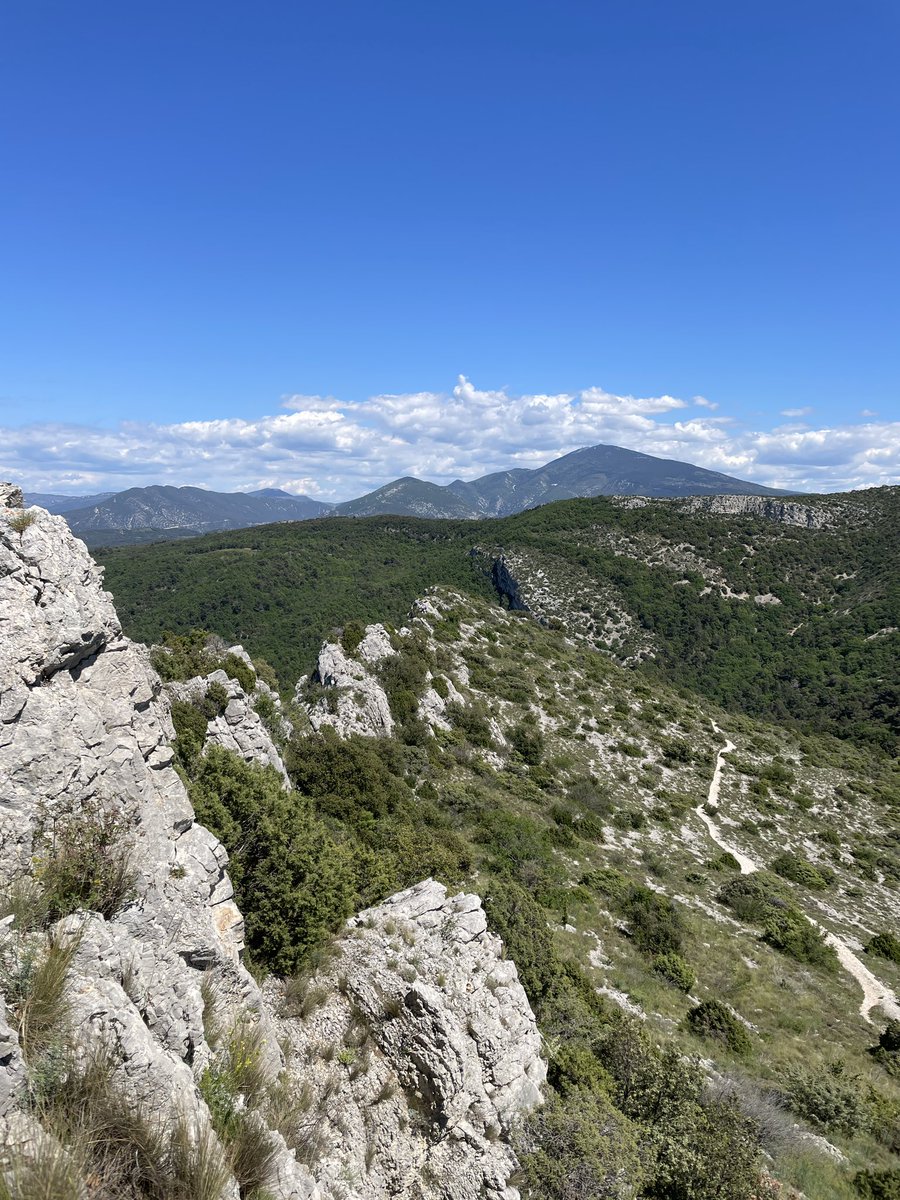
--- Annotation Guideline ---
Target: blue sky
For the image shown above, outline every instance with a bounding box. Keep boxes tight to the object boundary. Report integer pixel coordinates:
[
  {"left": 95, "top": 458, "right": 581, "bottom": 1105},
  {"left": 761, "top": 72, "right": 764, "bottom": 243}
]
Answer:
[{"left": 1, "top": 0, "right": 898, "bottom": 497}]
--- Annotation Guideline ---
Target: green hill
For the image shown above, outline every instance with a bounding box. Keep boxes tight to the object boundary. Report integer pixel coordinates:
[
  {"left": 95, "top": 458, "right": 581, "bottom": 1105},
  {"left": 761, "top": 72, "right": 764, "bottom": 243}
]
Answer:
[
  {"left": 96, "top": 486, "right": 899, "bottom": 752},
  {"left": 165, "top": 585, "right": 900, "bottom": 1198}
]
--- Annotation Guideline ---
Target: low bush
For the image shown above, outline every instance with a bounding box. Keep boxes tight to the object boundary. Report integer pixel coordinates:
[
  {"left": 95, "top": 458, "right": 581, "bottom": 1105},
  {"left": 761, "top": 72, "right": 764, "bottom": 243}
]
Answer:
[
  {"left": 706, "top": 852, "right": 741, "bottom": 872},
  {"left": 190, "top": 747, "right": 356, "bottom": 975},
  {"left": 340, "top": 620, "right": 365, "bottom": 656},
  {"left": 515, "top": 1085, "right": 645, "bottom": 1200},
  {"left": 509, "top": 722, "right": 545, "bottom": 765},
  {"left": 152, "top": 630, "right": 255, "bottom": 692},
  {"left": 33, "top": 799, "right": 136, "bottom": 922},
  {"left": 782, "top": 1060, "right": 867, "bottom": 1136},
  {"left": 866, "top": 931, "right": 900, "bottom": 965},
  {"left": 869, "top": 1021, "right": 900, "bottom": 1077},
  {"left": 762, "top": 910, "right": 837, "bottom": 969},
  {"left": 686, "top": 1000, "right": 753, "bottom": 1058},
  {"left": 653, "top": 952, "right": 696, "bottom": 993},
  {"left": 620, "top": 885, "right": 684, "bottom": 957},
  {"left": 483, "top": 880, "right": 562, "bottom": 1002},
  {"left": 717, "top": 873, "right": 789, "bottom": 923},
  {"left": 770, "top": 852, "right": 832, "bottom": 890},
  {"left": 445, "top": 700, "right": 495, "bottom": 747},
  {"left": 854, "top": 1169, "right": 900, "bottom": 1199}
]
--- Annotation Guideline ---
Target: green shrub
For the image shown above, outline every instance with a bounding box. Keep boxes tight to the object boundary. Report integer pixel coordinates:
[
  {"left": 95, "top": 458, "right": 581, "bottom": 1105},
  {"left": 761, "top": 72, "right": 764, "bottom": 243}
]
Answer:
[
  {"left": 483, "top": 880, "right": 562, "bottom": 1002},
  {"left": 717, "top": 872, "right": 788, "bottom": 923},
  {"left": 340, "top": 620, "right": 365, "bottom": 657},
  {"left": 783, "top": 1060, "right": 867, "bottom": 1136},
  {"left": 509, "top": 722, "right": 545, "bottom": 765},
  {"left": 653, "top": 952, "right": 695, "bottom": 993},
  {"left": 286, "top": 728, "right": 409, "bottom": 821},
  {"left": 662, "top": 738, "right": 692, "bottom": 764},
  {"left": 516, "top": 1085, "right": 645, "bottom": 1199},
  {"left": 171, "top": 698, "right": 210, "bottom": 769},
  {"left": 445, "top": 700, "right": 494, "bottom": 747},
  {"left": 686, "top": 1000, "right": 753, "bottom": 1057},
  {"left": 205, "top": 680, "right": 229, "bottom": 715},
  {"left": 817, "top": 826, "right": 841, "bottom": 847},
  {"left": 580, "top": 867, "right": 629, "bottom": 902},
  {"left": 600, "top": 1024, "right": 762, "bottom": 1198},
  {"left": 620, "top": 885, "right": 684, "bottom": 957},
  {"left": 151, "top": 630, "right": 255, "bottom": 692},
  {"left": 869, "top": 1021, "right": 900, "bottom": 1077},
  {"left": 762, "top": 910, "right": 837, "bottom": 969},
  {"left": 190, "top": 747, "right": 356, "bottom": 975},
  {"left": 770, "top": 852, "right": 831, "bottom": 890},
  {"left": 612, "top": 809, "right": 645, "bottom": 831},
  {"left": 706, "top": 852, "right": 741, "bottom": 872},
  {"left": 866, "top": 931, "right": 900, "bottom": 965},
  {"left": 854, "top": 1169, "right": 900, "bottom": 1199}
]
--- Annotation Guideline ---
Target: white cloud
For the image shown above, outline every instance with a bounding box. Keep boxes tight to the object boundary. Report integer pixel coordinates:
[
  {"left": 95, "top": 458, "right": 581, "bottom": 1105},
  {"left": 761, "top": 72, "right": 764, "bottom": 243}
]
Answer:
[
  {"left": 780, "top": 406, "right": 813, "bottom": 417},
  {"left": 2, "top": 378, "right": 898, "bottom": 499}
]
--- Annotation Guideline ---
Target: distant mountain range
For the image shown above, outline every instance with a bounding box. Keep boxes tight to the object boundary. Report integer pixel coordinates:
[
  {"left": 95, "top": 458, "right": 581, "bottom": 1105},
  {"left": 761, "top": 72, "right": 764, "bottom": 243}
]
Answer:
[
  {"left": 26, "top": 443, "right": 787, "bottom": 545},
  {"left": 333, "top": 444, "right": 786, "bottom": 518}
]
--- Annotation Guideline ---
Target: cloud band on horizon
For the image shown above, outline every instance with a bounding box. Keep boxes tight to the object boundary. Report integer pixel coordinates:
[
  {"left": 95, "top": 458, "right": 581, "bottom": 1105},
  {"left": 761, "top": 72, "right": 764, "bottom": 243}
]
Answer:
[{"left": 1, "top": 376, "right": 896, "bottom": 498}]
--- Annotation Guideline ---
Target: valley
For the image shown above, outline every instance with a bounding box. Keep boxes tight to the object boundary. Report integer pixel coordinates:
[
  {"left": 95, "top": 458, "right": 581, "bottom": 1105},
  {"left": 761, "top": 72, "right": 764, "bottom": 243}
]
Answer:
[{"left": 3, "top": 485, "right": 898, "bottom": 1200}]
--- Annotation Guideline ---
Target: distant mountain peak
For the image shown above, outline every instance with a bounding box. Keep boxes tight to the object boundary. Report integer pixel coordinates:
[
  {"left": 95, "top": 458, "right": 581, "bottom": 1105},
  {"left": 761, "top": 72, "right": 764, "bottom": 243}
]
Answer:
[
  {"left": 334, "top": 442, "right": 788, "bottom": 519},
  {"left": 27, "top": 441, "right": 791, "bottom": 545}
]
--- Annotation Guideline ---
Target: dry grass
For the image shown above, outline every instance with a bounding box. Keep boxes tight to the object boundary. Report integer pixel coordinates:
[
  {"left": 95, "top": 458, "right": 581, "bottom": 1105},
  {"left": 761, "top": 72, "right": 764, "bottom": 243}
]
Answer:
[
  {"left": 14, "top": 1047, "right": 238, "bottom": 1200},
  {"left": 14, "top": 932, "right": 78, "bottom": 1065}
]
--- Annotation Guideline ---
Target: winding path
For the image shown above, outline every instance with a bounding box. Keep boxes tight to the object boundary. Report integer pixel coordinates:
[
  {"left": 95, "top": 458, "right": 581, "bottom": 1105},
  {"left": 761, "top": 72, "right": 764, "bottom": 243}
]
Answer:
[{"left": 696, "top": 722, "right": 900, "bottom": 1024}]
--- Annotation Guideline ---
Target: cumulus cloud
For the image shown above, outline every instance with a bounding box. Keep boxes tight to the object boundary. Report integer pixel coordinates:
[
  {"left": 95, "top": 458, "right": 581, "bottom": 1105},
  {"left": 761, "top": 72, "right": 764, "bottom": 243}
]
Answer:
[
  {"left": 780, "top": 406, "right": 813, "bottom": 418},
  {"left": 2, "top": 377, "right": 898, "bottom": 498}
]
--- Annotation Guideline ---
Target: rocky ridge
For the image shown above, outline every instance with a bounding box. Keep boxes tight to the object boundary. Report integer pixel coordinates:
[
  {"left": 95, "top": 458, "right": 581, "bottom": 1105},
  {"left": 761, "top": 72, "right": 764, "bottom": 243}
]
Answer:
[
  {"left": 298, "top": 623, "right": 397, "bottom": 739},
  {"left": 168, "top": 663, "right": 291, "bottom": 782},
  {"left": 0, "top": 490, "right": 543, "bottom": 1198}
]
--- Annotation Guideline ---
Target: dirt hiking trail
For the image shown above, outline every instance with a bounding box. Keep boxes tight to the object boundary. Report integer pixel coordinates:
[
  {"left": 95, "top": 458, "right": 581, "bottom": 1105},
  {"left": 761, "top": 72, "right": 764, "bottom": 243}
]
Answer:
[{"left": 697, "top": 722, "right": 900, "bottom": 1024}]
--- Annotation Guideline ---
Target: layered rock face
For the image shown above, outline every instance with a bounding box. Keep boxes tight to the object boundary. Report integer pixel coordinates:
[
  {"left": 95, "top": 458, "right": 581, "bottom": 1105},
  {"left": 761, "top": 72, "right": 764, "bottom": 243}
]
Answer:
[
  {"left": 168, "top": 665, "right": 291, "bottom": 782},
  {"left": 298, "top": 624, "right": 397, "bottom": 738},
  {"left": 270, "top": 880, "right": 545, "bottom": 1200},
  {"left": 678, "top": 494, "right": 832, "bottom": 528},
  {"left": 0, "top": 491, "right": 543, "bottom": 1199}
]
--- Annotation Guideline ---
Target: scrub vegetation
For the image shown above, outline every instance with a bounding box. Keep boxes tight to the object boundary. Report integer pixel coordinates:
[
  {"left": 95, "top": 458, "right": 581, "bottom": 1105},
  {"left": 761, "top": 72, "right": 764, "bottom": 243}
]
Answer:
[{"left": 159, "top": 564, "right": 900, "bottom": 1199}]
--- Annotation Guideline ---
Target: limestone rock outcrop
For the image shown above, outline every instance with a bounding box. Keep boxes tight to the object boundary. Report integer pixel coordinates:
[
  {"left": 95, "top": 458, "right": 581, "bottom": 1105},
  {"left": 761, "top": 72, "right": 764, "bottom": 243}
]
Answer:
[
  {"left": 298, "top": 624, "right": 396, "bottom": 737},
  {"left": 679, "top": 494, "right": 833, "bottom": 528},
  {"left": 270, "top": 879, "right": 545, "bottom": 1200},
  {"left": 168, "top": 666, "right": 290, "bottom": 782},
  {"left": 0, "top": 491, "right": 543, "bottom": 1198}
]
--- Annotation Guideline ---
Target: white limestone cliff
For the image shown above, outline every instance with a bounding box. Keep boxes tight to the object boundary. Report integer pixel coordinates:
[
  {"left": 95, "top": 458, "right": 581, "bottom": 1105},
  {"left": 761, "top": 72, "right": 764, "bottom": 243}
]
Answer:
[{"left": 0, "top": 491, "right": 543, "bottom": 1198}]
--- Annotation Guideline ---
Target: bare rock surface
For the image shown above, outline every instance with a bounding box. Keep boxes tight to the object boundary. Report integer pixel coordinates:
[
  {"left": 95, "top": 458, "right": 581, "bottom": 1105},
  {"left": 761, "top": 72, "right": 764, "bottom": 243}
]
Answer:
[
  {"left": 679, "top": 494, "right": 833, "bottom": 528},
  {"left": 0, "top": 494, "right": 542, "bottom": 1198},
  {"left": 271, "top": 879, "right": 545, "bottom": 1200},
  {"left": 168, "top": 667, "right": 290, "bottom": 781},
  {"left": 299, "top": 627, "right": 396, "bottom": 737}
]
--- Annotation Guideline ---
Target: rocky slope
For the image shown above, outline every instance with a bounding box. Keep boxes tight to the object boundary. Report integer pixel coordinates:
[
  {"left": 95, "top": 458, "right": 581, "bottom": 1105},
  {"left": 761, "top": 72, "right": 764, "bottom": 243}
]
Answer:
[
  {"left": 287, "top": 584, "right": 900, "bottom": 1190},
  {"left": 0, "top": 487, "right": 543, "bottom": 1198}
]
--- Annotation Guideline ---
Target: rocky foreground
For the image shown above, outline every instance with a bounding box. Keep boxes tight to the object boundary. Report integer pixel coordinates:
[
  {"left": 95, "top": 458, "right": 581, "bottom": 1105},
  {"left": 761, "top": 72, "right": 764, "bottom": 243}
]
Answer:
[{"left": 0, "top": 484, "right": 544, "bottom": 1199}]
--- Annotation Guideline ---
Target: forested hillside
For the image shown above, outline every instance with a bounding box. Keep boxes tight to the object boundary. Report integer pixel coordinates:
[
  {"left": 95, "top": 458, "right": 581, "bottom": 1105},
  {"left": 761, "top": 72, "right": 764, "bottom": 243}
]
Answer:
[
  {"left": 96, "top": 486, "right": 899, "bottom": 751},
  {"left": 159, "top": 586, "right": 900, "bottom": 1198}
]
